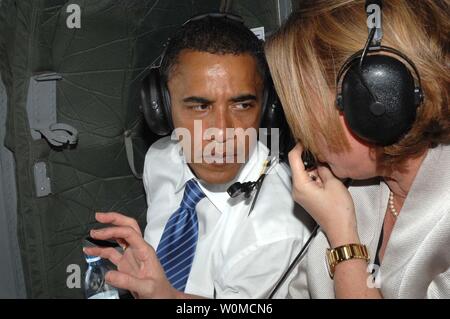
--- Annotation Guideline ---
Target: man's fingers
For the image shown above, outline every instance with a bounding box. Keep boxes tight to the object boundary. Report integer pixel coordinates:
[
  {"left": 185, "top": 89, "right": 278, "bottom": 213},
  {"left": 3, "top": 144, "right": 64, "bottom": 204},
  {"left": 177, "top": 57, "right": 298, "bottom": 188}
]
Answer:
[
  {"left": 105, "top": 270, "right": 153, "bottom": 296},
  {"left": 96, "top": 212, "right": 142, "bottom": 236},
  {"left": 117, "top": 238, "right": 129, "bottom": 251},
  {"left": 288, "top": 143, "right": 312, "bottom": 184},
  {"left": 90, "top": 226, "right": 144, "bottom": 249},
  {"left": 83, "top": 246, "right": 122, "bottom": 266}
]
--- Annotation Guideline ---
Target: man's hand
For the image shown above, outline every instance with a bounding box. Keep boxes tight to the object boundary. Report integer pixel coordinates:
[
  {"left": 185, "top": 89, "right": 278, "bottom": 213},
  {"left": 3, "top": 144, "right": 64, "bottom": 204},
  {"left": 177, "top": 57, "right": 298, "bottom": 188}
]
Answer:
[{"left": 83, "top": 212, "right": 181, "bottom": 299}]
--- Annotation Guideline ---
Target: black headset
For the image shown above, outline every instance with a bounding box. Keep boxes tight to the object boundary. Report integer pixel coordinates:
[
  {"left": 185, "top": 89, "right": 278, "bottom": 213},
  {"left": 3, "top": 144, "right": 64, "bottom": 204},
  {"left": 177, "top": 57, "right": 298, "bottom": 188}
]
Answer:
[
  {"left": 140, "top": 12, "right": 283, "bottom": 137},
  {"left": 335, "top": 0, "right": 424, "bottom": 146}
]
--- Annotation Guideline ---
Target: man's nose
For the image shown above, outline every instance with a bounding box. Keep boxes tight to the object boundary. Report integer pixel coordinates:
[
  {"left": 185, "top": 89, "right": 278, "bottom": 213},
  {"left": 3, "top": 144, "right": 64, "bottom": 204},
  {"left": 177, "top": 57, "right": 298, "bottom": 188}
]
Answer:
[{"left": 211, "top": 107, "right": 233, "bottom": 143}]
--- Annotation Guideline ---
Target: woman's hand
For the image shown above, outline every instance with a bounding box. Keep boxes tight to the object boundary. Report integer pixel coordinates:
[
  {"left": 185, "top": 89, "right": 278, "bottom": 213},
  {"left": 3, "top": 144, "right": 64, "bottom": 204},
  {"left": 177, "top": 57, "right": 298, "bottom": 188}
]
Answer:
[
  {"left": 289, "top": 144, "right": 360, "bottom": 247},
  {"left": 83, "top": 212, "right": 181, "bottom": 299}
]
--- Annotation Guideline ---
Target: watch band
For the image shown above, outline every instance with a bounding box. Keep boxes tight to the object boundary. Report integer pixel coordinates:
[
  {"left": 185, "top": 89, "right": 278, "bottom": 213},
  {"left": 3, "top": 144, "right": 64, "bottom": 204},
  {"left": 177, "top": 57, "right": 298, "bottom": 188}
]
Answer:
[{"left": 326, "top": 243, "right": 370, "bottom": 279}]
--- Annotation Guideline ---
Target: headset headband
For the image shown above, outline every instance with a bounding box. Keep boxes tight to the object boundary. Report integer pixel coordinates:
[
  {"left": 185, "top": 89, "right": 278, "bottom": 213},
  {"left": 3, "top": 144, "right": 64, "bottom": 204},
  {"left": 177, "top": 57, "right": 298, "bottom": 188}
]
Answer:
[
  {"left": 154, "top": 13, "right": 245, "bottom": 69},
  {"left": 336, "top": 1, "right": 422, "bottom": 96},
  {"left": 182, "top": 12, "right": 244, "bottom": 26}
]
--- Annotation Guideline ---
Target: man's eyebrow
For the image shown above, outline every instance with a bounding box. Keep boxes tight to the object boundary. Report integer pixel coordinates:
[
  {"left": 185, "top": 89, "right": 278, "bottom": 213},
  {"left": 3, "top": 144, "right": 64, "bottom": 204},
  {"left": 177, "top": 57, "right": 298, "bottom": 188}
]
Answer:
[
  {"left": 182, "top": 96, "right": 213, "bottom": 104},
  {"left": 182, "top": 94, "right": 257, "bottom": 104},
  {"left": 230, "top": 94, "right": 257, "bottom": 103}
]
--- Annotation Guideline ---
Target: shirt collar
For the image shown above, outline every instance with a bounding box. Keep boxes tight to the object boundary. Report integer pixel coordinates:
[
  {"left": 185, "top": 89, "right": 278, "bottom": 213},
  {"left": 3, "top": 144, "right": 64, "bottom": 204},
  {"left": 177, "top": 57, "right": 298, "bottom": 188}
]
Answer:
[{"left": 174, "top": 142, "right": 196, "bottom": 194}]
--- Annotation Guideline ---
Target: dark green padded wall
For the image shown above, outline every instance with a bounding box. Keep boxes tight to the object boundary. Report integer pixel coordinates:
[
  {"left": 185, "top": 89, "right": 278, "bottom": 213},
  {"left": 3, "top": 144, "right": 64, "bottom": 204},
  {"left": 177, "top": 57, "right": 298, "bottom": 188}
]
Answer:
[{"left": 0, "top": 0, "right": 220, "bottom": 298}]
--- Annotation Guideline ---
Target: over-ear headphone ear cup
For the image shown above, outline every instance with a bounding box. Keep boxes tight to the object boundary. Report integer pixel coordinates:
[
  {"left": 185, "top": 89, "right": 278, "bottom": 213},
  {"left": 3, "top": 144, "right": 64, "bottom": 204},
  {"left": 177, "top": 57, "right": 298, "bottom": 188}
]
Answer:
[
  {"left": 160, "top": 79, "right": 173, "bottom": 132},
  {"left": 140, "top": 68, "right": 172, "bottom": 136},
  {"left": 369, "top": 101, "right": 386, "bottom": 116},
  {"left": 260, "top": 77, "right": 290, "bottom": 130},
  {"left": 341, "top": 55, "right": 418, "bottom": 146},
  {"left": 259, "top": 85, "right": 293, "bottom": 159},
  {"left": 259, "top": 86, "right": 271, "bottom": 129}
]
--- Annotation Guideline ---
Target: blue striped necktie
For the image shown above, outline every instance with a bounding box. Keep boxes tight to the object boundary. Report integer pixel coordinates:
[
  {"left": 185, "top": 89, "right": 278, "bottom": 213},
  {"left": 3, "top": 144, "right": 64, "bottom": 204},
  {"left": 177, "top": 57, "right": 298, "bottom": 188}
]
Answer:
[{"left": 156, "top": 179, "right": 206, "bottom": 291}]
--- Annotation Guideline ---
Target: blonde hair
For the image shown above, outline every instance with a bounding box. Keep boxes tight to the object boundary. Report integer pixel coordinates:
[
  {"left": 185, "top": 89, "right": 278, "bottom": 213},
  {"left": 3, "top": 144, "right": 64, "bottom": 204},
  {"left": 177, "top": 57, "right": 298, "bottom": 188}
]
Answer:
[{"left": 266, "top": 0, "right": 450, "bottom": 165}]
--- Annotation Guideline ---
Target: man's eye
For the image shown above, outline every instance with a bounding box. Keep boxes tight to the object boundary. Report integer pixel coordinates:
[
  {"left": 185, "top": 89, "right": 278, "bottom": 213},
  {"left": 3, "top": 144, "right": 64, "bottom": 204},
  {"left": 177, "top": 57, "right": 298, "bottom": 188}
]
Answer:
[
  {"left": 234, "top": 103, "right": 253, "bottom": 110},
  {"left": 191, "top": 104, "right": 210, "bottom": 111}
]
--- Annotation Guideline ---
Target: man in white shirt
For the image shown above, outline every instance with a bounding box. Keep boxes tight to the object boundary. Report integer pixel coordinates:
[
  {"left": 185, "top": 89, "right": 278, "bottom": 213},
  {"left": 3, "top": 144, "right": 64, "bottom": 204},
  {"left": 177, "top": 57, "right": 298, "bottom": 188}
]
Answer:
[{"left": 84, "top": 14, "right": 312, "bottom": 299}]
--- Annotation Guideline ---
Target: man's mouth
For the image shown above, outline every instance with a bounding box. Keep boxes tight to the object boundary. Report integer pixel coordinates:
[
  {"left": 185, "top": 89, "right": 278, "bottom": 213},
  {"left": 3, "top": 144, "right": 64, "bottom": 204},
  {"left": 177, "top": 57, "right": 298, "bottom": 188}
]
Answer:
[{"left": 203, "top": 153, "right": 238, "bottom": 164}]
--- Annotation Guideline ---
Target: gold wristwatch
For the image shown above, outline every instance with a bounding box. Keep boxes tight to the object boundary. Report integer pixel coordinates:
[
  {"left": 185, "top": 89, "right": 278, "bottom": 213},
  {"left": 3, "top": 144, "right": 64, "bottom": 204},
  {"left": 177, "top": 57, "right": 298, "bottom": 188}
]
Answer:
[{"left": 326, "top": 243, "right": 370, "bottom": 279}]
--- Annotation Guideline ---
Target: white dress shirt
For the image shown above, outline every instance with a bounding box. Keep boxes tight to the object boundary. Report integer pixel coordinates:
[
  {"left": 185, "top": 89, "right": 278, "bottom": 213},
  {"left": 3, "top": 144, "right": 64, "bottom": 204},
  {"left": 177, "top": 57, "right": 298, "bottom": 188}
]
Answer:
[
  {"left": 143, "top": 136, "right": 313, "bottom": 298},
  {"left": 289, "top": 144, "right": 450, "bottom": 299}
]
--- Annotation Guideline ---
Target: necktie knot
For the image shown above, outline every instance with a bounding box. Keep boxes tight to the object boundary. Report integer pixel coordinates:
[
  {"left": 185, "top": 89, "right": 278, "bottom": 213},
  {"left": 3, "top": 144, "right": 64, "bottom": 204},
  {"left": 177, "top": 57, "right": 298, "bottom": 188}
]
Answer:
[{"left": 180, "top": 179, "right": 205, "bottom": 210}]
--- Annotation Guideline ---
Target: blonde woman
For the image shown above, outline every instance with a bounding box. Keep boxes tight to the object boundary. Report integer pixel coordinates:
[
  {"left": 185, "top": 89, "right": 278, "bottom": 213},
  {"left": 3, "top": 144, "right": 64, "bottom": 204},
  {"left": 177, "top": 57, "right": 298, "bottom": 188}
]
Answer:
[{"left": 266, "top": 0, "right": 449, "bottom": 298}]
